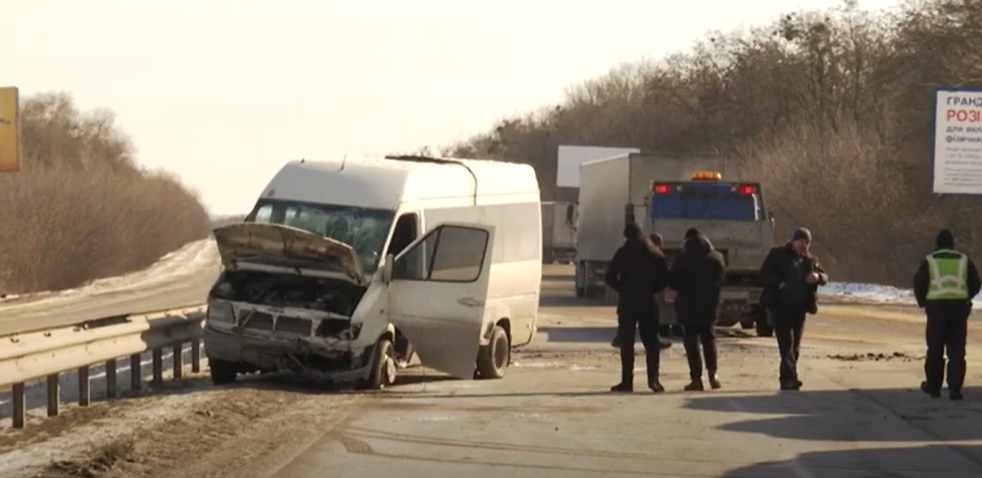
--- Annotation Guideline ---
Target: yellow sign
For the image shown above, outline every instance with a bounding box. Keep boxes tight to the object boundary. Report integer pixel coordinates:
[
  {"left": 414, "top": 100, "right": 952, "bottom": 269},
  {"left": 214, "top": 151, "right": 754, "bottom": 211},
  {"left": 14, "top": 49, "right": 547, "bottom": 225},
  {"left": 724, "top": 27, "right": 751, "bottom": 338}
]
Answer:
[{"left": 0, "top": 86, "right": 20, "bottom": 172}]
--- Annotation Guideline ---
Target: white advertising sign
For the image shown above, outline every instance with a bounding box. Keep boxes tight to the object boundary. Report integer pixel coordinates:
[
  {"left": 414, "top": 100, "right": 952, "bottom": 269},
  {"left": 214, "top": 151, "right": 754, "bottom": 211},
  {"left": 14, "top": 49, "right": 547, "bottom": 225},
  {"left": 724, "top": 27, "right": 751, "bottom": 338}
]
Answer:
[
  {"left": 557, "top": 145, "right": 639, "bottom": 188},
  {"left": 933, "top": 89, "right": 982, "bottom": 194}
]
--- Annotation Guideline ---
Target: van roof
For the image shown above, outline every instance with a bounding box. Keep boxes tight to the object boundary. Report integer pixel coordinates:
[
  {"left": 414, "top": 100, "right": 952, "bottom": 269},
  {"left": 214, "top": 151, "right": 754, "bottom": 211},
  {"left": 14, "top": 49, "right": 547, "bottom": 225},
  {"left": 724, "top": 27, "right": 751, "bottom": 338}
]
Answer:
[{"left": 259, "top": 156, "right": 540, "bottom": 209}]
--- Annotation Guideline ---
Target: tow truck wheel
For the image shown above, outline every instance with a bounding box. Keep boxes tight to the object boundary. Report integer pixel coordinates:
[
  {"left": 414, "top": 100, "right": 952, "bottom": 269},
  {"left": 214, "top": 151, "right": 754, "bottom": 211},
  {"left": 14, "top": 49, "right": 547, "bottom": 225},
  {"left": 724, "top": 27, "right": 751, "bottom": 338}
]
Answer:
[
  {"left": 658, "top": 324, "right": 672, "bottom": 337},
  {"left": 364, "top": 338, "right": 398, "bottom": 390},
  {"left": 476, "top": 325, "right": 510, "bottom": 380},
  {"left": 209, "top": 359, "right": 238, "bottom": 385}
]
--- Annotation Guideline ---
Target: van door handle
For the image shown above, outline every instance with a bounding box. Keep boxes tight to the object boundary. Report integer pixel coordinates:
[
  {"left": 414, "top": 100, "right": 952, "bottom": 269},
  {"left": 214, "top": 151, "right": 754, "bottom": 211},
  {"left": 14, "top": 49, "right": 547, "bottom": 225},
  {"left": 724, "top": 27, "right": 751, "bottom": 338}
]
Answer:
[{"left": 457, "top": 297, "right": 484, "bottom": 307}]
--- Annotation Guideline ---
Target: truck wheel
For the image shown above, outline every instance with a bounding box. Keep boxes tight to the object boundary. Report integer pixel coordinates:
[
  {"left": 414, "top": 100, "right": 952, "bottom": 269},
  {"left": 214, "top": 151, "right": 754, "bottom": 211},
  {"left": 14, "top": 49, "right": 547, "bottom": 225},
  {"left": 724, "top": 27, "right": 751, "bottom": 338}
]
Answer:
[
  {"left": 362, "top": 338, "right": 398, "bottom": 390},
  {"left": 671, "top": 325, "right": 685, "bottom": 337},
  {"left": 209, "top": 359, "right": 238, "bottom": 385},
  {"left": 755, "top": 309, "right": 775, "bottom": 338},
  {"left": 658, "top": 324, "right": 672, "bottom": 337},
  {"left": 477, "top": 325, "right": 510, "bottom": 379}
]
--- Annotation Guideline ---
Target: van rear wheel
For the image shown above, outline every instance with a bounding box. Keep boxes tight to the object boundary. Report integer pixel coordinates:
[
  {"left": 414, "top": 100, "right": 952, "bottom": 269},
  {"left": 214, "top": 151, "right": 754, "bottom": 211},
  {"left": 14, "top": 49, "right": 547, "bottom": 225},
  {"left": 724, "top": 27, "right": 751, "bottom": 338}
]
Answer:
[{"left": 477, "top": 325, "right": 509, "bottom": 379}]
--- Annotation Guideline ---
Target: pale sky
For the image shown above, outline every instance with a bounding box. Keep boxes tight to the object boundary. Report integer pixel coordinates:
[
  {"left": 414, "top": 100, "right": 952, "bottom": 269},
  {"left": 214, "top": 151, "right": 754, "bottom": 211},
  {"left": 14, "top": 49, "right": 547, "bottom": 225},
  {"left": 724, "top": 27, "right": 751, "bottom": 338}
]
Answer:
[{"left": 4, "top": 0, "right": 902, "bottom": 215}]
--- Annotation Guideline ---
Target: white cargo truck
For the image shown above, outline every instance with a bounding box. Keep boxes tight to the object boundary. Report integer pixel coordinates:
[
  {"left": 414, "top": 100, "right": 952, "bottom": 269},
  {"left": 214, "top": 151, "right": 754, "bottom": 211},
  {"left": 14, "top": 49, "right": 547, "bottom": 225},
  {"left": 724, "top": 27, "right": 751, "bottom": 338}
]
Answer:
[
  {"left": 574, "top": 152, "right": 777, "bottom": 337},
  {"left": 540, "top": 201, "right": 577, "bottom": 263}
]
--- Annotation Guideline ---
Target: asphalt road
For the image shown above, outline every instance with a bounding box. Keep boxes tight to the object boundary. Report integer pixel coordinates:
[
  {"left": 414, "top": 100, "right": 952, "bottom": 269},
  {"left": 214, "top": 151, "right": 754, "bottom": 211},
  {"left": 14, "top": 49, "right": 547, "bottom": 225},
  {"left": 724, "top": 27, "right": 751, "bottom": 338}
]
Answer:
[
  {"left": 5, "top": 264, "right": 982, "bottom": 478},
  {"left": 0, "top": 242, "right": 221, "bottom": 336}
]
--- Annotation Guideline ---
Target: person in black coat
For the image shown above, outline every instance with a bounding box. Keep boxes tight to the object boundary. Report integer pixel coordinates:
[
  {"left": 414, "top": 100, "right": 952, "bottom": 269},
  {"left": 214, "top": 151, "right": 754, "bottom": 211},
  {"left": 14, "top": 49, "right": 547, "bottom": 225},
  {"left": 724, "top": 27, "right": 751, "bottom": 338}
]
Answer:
[
  {"left": 912, "top": 229, "right": 982, "bottom": 400},
  {"left": 610, "top": 232, "right": 673, "bottom": 351},
  {"left": 669, "top": 228, "right": 727, "bottom": 391},
  {"left": 758, "top": 227, "right": 829, "bottom": 391},
  {"left": 605, "top": 223, "right": 670, "bottom": 393}
]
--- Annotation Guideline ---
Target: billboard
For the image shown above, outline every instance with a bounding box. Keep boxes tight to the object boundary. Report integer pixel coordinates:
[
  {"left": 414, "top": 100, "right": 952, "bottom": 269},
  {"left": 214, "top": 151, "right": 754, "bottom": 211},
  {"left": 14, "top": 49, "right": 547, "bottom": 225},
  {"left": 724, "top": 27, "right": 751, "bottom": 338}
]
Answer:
[
  {"left": 556, "top": 145, "right": 639, "bottom": 188},
  {"left": 933, "top": 88, "right": 982, "bottom": 194},
  {"left": 0, "top": 86, "right": 19, "bottom": 172}
]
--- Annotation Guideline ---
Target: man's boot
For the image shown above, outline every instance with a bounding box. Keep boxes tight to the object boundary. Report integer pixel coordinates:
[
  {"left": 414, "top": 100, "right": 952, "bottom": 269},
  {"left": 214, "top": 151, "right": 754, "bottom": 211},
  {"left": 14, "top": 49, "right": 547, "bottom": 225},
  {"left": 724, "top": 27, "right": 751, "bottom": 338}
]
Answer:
[
  {"left": 649, "top": 378, "right": 665, "bottom": 393},
  {"left": 708, "top": 373, "right": 722, "bottom": 390},
  {"left": 684, "top": 379, "right": 704, "bottom": 391},
  {"left": 920, "top": 381, "right": 940, "bottom": 398},
  {"left": 611, "top": 381, "right": 633, "bottom": 393}
]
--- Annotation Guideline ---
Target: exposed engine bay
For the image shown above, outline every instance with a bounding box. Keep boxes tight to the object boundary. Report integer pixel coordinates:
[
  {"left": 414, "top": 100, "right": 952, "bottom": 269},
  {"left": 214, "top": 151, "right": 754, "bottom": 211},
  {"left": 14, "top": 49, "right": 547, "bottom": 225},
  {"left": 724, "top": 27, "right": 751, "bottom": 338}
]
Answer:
[{"left": 210, "top": 269, "right": 366, "bottom": 318}]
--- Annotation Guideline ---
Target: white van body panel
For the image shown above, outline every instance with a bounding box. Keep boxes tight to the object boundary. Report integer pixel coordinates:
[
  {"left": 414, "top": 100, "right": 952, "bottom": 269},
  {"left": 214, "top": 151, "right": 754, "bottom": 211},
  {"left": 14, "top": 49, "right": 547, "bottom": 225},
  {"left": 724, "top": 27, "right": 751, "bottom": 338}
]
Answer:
[{"left": 204, "top": 156, "right": 541, "bottom": 383}]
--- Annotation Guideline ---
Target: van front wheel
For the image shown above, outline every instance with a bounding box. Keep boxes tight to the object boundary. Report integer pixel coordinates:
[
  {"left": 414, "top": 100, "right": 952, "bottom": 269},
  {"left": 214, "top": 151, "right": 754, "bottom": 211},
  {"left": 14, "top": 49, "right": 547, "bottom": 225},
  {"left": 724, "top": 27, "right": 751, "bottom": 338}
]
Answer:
[
  {"left": 476, "top": 325, "right": 510, "bottom": 379},
  {"left": 362, "top": 338, "right": 398, "bottom": 390}
]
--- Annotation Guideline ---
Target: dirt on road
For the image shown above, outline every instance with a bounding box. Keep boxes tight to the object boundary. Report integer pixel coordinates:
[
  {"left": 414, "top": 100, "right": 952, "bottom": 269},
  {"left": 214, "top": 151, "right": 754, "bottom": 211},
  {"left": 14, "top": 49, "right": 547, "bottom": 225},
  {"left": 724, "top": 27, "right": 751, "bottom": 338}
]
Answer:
[{"left": 3, "top": 264, "right": 982, "bottom": 478}]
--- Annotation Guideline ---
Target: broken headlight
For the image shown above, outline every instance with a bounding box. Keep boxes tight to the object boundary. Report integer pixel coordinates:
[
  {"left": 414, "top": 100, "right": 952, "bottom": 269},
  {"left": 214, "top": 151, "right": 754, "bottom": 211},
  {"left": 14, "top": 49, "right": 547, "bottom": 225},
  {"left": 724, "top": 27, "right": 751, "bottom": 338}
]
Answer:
[
  {"left": 337, "top": 322, "right": 363, "bottom": 341},
  {"left": 207, "top": 303, "right": 235, "bottom": 324}
]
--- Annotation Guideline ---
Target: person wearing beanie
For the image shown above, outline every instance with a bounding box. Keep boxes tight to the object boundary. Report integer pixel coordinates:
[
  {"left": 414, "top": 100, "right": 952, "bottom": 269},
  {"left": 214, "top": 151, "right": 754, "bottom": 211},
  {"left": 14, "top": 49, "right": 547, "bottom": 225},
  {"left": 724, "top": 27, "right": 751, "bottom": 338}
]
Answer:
[
  {"left": 912, "top": 228, "right": 981, "bottom": 400},
  {"left": 605, "top": 222, "right": 670, "bottom": 393},
  {"left": 758, "top": 226, "right": 829, "bottom": 391},
  {"left": 610, "top": 232, "right": 673, "bottom": 351},
  {"left": 669, "top": 228, "right": 727, "bottom": 391}
]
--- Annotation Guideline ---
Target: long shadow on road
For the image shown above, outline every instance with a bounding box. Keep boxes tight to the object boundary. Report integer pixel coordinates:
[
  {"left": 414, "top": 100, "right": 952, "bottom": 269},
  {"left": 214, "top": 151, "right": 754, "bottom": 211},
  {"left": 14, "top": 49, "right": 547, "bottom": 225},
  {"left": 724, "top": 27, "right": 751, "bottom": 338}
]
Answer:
[
  {"left": 726, "top": 445, "right": 982, "bottom": 477},
  {"left": 684, "top": 385, "right": 982, "bottom": 443}
]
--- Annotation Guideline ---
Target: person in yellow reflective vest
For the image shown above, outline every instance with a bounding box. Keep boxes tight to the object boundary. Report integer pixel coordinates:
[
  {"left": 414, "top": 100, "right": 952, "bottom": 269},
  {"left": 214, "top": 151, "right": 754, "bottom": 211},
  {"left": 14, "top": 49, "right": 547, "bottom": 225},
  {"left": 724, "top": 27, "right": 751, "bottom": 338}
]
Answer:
[{"left": 913, "top": 229, "right": 981, "bottom": 400}]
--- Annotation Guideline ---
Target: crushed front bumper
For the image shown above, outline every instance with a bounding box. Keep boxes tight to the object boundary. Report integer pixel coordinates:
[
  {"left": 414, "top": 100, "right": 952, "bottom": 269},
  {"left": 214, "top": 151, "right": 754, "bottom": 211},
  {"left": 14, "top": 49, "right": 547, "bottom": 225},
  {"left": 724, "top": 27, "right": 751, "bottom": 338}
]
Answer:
[{"left": 203, "top": 326, "right": 375, "bottom": 384}]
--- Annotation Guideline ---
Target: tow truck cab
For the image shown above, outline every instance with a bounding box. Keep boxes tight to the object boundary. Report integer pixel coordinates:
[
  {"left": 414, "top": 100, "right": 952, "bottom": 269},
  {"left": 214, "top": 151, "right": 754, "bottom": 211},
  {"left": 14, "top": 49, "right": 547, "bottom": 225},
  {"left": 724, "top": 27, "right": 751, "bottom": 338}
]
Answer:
[{"left": 644, "top": 171, "right": 776, "bottom": 337}]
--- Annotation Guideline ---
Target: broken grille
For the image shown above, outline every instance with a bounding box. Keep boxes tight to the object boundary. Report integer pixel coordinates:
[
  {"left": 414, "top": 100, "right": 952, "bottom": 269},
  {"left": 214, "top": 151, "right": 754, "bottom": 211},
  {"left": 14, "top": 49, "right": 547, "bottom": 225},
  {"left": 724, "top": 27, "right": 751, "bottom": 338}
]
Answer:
[
  {"left": 276, "top": 316, "right": 313, "bottom": 335},
  {"left": 241, "top": 311, "right": 274, "bottom": 331}
]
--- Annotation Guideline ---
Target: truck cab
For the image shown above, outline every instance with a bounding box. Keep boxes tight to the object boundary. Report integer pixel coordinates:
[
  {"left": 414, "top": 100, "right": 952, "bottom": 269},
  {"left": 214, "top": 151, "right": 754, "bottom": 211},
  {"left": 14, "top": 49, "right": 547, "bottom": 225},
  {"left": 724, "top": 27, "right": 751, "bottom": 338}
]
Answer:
[{"left": 643, "top": 172, "right": 776, "bottom": 337}]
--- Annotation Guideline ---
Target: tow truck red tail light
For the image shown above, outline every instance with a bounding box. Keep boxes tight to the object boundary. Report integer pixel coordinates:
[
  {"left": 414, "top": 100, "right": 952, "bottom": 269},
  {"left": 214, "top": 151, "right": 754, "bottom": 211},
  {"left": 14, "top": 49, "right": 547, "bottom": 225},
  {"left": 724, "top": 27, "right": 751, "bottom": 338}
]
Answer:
[
  {"left": 738, "top": 185, "right": 755, "bottom": 195},
  {"left": 654, "top": 184, "right": 671, "bottom": 194}
]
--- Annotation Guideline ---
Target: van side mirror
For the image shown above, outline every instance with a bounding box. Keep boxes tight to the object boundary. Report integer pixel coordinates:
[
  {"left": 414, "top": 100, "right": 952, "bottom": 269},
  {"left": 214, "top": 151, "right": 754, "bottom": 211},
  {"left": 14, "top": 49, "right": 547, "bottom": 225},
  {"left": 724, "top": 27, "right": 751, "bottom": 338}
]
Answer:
[{"left": 382, "top": 254, "right": 395, "bottom": 284}]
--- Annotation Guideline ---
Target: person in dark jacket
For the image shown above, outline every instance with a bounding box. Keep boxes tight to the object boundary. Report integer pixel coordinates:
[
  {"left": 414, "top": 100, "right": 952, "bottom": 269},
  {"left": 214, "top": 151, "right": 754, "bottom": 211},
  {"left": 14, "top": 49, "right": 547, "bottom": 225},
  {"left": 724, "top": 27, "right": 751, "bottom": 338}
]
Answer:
[
  {"left": 912, "top": 229, "right": 981, "bottom": 400},
  {"left": 611, "top": 232, "right": 673, "bottom": 351},
  {"left": 758, "top": 227, "right": 829, "bottom": 391},
  {"left": 605, "top": 223, "right": 670, "bottom": 393},
  {"left": 669, "top": 228, "right": 727, "bottom": 391}
]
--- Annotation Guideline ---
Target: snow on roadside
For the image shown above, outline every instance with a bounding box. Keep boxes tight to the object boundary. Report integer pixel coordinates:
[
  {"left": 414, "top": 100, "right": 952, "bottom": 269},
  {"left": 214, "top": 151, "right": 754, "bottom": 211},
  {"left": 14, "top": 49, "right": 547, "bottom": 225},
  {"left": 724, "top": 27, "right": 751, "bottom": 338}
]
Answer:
[
  {"left": 0, "top": 239, "right": 219, "bottom": 311},
  {"left": 819, "top": 282, "right": 982, "bottom": 306}
]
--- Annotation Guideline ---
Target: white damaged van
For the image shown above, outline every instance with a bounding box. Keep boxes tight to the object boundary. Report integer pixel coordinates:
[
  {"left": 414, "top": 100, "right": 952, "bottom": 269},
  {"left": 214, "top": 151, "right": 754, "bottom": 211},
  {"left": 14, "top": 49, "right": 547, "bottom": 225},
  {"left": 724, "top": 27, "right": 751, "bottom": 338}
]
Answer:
[{"left": 203, "top": 155, "right": 542, "bottom": 389}]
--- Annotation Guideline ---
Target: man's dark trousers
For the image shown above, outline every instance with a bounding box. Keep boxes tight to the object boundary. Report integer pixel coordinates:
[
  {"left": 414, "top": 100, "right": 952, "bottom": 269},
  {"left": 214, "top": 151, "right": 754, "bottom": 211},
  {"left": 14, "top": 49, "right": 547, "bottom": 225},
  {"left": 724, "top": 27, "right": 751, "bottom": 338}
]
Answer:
[
  {"left": 774, "top": 305, "right": 807, "bottom": 383},
  {"left": 617, "top": 305, "right": 660, "bottom": 384},
  {"left": 924, "top": 312, "right": 969, "bottom": 394},
  {"left": 682, "top": 324, "right": 717, "bottom": 379}
]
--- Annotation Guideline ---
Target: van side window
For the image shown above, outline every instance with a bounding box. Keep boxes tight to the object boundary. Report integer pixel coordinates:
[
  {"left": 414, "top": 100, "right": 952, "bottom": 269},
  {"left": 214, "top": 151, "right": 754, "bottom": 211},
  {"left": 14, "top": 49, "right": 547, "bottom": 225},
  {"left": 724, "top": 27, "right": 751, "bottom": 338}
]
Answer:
[{"left": 393, "top": 225, "right": 489, "bottom": 283}]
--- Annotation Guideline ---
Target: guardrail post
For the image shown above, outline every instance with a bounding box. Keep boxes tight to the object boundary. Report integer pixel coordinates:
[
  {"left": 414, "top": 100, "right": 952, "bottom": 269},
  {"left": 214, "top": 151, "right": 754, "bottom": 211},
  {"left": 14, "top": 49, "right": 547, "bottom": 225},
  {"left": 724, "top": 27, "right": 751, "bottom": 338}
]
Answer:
[
  {"left": 152, "top": 348, "right": 163, "bottom": 385},
  {"left": 173, "top": 343, "right": 184, "bottom": 380},
  {"left": 130, "top": 354, "right": 142, "bottom": 392},
  {"left": 78, "top": 366, "right": 90, "bottom": 406},
  {"left": 12, "top": 382, "right": 25, "bottom": 429},
  {"left": 106, "top": 359, "right": 117, "bottom": 399},
  {"left": 191, "top": 338, "right": 201, "bottom": 373},
  {"left": 47, "top": 374, "right": 60, "bottom": 417}
]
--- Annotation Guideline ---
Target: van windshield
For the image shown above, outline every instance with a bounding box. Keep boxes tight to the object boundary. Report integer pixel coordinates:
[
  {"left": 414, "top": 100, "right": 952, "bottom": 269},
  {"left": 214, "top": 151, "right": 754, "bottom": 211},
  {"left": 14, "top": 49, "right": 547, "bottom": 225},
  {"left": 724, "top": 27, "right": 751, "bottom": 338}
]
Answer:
[{"left": 246, "top": 199, "right": 396, "bottom": 274}]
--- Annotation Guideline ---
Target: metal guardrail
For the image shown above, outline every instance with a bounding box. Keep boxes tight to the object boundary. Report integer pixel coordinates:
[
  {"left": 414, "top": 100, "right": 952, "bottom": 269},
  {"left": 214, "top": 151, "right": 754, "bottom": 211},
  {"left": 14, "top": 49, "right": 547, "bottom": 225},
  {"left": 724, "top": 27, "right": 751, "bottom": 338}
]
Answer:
[{"left": 1, "top": 305, "right": 206, "bottom": 429}]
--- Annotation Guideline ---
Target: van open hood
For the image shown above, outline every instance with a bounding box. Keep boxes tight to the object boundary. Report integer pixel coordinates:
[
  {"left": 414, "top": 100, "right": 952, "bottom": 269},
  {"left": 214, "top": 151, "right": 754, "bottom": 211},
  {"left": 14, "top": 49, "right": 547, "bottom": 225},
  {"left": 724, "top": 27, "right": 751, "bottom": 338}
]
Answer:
[{"left": 212, "top": 223, "right": 366, "bottom": 284}]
